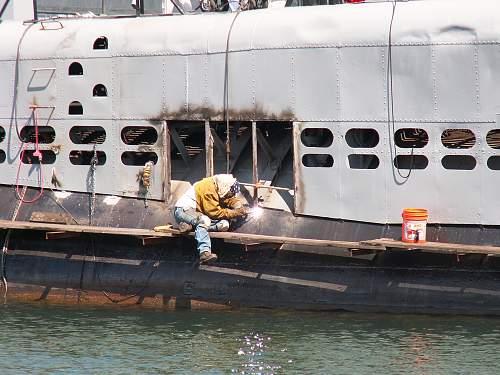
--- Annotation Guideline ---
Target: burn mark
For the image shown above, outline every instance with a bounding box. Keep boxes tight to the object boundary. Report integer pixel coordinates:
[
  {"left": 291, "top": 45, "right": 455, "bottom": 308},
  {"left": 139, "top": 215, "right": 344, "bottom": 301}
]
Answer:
[
  {"left": 148, "top": 104, "right": 296, "bottom": 123},
  {"left": 58, "top": 30, "right": 79, "bottom": 50}
]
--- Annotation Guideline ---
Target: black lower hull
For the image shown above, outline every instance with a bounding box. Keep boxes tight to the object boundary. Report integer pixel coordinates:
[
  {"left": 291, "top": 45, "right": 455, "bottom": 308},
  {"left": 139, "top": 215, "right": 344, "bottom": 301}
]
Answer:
[{"left": 2, "top": 185, "right": 500, "bottom": 314}]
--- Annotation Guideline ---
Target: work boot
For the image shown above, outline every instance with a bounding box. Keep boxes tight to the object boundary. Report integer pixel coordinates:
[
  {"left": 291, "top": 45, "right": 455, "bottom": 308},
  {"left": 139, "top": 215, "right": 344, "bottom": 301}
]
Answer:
[
  {"left": 178, "top": 222, "right": 193, "bottom": 234},
  {"left": 199, "top": 251, "right": 218, "bottom": 263},
  {"left": 211, "top": 219, "right": 229, "bottom": 232}
]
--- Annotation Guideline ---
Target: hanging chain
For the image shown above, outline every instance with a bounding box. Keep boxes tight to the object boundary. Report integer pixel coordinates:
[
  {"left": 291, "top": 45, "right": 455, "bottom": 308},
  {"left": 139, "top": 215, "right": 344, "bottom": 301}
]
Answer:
[{"left": 89, "top": 144, "right": 98, "bottom": 225}]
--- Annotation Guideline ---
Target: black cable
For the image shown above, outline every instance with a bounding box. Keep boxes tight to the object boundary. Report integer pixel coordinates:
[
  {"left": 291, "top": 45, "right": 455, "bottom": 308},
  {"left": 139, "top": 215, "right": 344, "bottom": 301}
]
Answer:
[
  {"left": 170, "top": 0, "right": 186, "bottom": 15},
  {"left": 386, "top": 0, "right": 414, "bottom": 181},
  {"left": 98, "top": 264, "right": 158, "bottom": 304},
  {"left": 90, "top": 236, "right": 160, "bottom": 304},
  {"left": 48, "top": 187, "right": 80, "bottom": 225},
  {"left": 0, "top": 0, "right": 11, "bottom": 19},
  {"left": 223, "top": 10, "right": 241, "bottom": 174}
]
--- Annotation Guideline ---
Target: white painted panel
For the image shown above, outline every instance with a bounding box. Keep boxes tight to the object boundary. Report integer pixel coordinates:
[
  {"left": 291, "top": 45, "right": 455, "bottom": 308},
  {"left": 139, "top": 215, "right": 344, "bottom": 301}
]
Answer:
[
  {"left": 385, "top": 124, "right": 439, "bottom": 224},
  {"left": 479, "top": 120, "right": 500, "bottom": 225},
  {"left": 294, "top": 121, "right": 340, "bottom": 219},
  {"left": 0, "top": 117, "right": 164, "bottom": 199},
  {"left": 227, "top": 51, "right": 254, "bottom": 117},
  {"left": 337, "top": 122, "right": 386, "bottom": 223},
  {"left": 117, "top": 56, "right": 164, "bottom": 120},
  {"left": 434, "top": 166, "right": 482, "bottom": 224},
  {"left": 206, "top": 53, "right": 226, "bottom": 118},
  {"left": 56, "top": 119, "right": 111, "bottom": 195},
  {"left": 164, "top": 55, "right": 187, "bottom": 118},
  {"left": 0, "top": 61, "right": 14, "bottom": 120},
  {"left": 435, "top": 45, "right": 477, "bottom": 120},
  {"left": 254, "top": 49, "right": 292, "bottom": 119},
  {"left": 186, "top": 54, "right": 207, "bottom": 116},
  {"left": 55, "top": 58, "right": 113, "bottom": 120},
  {"left": 115, "top": 120, "right": 164, "bottom": 199},
  {"left": 339, "top": 47, "right": 386, "bottom": 121},
  {"left": 14, "top": 59, "right": 57, "bottom": 121},
  {"left": 392, "top": 45, "right": 434, "bottom": 121},
  {"left": 432, "top": 123, "right": 481, "bottom": 224},
  {"left": 478, "top": 45, "right": 500, "bottom": 118},
  {"left": 294, "top": 48, "right": 338, "bottom": 121}
]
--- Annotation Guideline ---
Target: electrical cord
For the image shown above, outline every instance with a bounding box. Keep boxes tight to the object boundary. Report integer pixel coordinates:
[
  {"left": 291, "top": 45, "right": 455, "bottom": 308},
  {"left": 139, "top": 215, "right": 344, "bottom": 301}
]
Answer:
[
  {"left": 89, "top": 236, "right": 160, "bottom": 304},
  {"left": 0, "top": 0, "right": 11, "bottom": 19},
  {"left": 223, "top": 10, "right": 241, "bottom": 173},
  {"left": 48, "top": 187, "right": 80, "bottom": 225},
  {"left": 386, "top": 0, "right": 414, "bottom": 181},
  {"left": 15, "top": 108, "right": 45, "bottom": 203}
]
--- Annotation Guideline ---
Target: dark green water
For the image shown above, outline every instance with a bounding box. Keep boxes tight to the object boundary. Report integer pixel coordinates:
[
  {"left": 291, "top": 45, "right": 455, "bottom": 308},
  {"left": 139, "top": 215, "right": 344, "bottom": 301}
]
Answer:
[{"left": 0, "top": 304, "right": 499, "bottom": 374}]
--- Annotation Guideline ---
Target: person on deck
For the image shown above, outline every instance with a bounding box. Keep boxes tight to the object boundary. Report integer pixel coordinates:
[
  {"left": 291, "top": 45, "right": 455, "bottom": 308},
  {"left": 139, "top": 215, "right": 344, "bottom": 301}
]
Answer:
[{"left": 174, "top": 174, "right": 248, "bottom": 263}]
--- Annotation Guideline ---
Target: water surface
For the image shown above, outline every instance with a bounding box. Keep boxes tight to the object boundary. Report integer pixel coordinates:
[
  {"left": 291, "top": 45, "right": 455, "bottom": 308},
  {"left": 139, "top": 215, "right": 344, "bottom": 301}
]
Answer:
[{"left": 0, "top": 304, "right": 499, "bottom": 374}]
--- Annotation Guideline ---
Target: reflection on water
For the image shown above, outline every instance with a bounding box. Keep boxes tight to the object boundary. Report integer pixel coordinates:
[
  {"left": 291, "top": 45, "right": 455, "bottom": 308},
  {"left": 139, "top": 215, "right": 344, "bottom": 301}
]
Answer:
[{"left": 0, "top": 303, "right": 499, "bottom": 374}]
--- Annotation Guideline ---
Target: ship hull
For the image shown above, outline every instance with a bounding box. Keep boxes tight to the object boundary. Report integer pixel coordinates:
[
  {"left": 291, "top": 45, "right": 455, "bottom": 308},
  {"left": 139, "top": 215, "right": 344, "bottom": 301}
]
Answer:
[
  {"left": 2, "top": 186, "right": 500, "bottom": 315},
  {"left": 5, "top": 242, "right": 500, "bottom": 315}
]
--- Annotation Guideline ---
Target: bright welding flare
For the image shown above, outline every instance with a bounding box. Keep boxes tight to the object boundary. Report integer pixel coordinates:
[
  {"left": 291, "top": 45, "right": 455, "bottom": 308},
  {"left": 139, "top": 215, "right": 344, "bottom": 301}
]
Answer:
[{"left": 250, "top": 205, "right": 264, "bottom": 219}]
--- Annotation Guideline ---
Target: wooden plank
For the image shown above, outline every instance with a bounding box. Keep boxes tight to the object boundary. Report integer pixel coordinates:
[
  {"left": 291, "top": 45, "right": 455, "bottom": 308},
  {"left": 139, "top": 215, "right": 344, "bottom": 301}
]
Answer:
[
  {"left": 8, "top": 219, "right": 500, "bottom": 256},
  {"left": 0, "top": 219, "right": 179, "bottom": 238},
  {"left": 210, "top": 231, "right": 385, "bottom": 251},
  {"left": 0, "top": 219, "right": 384, "bottom": 251},
  {"left": 362, "top": 238, "right": 500, "bottom": 256}
]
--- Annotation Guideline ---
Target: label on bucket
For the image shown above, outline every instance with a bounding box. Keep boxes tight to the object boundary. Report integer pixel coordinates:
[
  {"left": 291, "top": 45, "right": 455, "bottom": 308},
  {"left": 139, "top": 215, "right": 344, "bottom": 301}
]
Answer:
[{"left": 403, "top": 220, "right": 427, "bottom": 243}]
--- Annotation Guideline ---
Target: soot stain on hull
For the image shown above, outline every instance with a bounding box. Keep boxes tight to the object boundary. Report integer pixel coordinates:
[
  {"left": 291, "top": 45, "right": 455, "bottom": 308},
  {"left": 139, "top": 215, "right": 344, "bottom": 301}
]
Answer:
[{"left": 148, "top": 104, "right": 296, "bottom": 122}]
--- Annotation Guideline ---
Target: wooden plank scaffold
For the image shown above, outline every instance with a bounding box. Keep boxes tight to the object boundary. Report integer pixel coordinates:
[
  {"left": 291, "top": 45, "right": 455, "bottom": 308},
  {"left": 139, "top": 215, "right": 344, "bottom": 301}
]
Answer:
[{"left": 1, "top": 219, "right": 500, "bottom": 257}]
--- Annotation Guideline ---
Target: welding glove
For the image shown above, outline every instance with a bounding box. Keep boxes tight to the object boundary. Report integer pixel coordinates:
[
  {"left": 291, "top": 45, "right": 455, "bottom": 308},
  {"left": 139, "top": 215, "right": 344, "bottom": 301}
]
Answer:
[{"left": 233, "top": 206, "right": 250, "bottom": 217}]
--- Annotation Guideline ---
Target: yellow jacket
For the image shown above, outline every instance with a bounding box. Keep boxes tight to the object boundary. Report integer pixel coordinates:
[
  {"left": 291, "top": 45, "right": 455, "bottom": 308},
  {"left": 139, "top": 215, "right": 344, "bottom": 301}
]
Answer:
[{"left": 194, "top": 177, "right": 241, "bottom": 219}]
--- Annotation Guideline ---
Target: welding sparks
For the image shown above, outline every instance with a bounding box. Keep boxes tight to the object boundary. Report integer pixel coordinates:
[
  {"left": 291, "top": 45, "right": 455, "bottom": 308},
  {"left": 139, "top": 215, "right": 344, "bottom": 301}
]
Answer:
[{"left": 250, "top": 206, "right": 264, "bottom": 219}]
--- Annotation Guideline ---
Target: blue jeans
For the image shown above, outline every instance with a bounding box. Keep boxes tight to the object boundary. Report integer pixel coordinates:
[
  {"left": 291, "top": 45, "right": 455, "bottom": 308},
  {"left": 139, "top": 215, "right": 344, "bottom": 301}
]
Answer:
[{"left": 174, "top": 207, "right": 226, "bottom": 255}]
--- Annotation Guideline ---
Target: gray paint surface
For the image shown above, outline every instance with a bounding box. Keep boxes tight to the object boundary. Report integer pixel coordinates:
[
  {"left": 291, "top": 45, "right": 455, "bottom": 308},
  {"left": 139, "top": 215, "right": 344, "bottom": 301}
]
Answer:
[{"left": 0, "top": 0, "right": 499, "bottom": 224}]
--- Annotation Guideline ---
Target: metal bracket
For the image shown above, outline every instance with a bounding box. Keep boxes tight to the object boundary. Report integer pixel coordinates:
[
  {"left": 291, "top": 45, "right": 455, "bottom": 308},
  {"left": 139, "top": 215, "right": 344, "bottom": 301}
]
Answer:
[
  {"left": 40, "top": 20, "right": 64, "bottom": 30},
  {"left": 31, "top": 67, "right": 56, "bottom": 72}
]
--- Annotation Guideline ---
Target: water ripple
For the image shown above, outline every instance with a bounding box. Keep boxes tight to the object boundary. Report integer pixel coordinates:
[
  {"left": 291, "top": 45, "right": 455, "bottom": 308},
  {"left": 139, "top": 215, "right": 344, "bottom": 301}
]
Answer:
[{"left": 0, "top": 304, "right": 500, "bottom": 374}]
